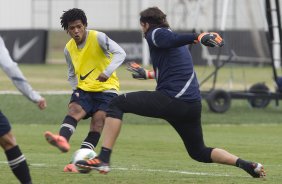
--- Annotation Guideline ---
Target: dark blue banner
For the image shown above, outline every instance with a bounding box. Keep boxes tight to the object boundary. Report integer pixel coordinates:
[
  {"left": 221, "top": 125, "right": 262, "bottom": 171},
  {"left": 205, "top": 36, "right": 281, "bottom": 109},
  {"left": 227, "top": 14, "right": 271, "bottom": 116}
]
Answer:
[{"left": 0, "top": 29, "right": 48, "bottom": 64}]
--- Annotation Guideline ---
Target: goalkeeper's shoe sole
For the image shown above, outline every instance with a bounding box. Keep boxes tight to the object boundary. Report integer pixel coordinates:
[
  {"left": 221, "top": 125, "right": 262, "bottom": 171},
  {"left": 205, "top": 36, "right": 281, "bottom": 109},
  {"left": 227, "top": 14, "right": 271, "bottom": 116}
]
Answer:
[
  {"left": 63, "top": 164, "right": 78, "bottom": 173},
  {"left": 44, "top": 131, "right": 70, "bottom": 153},
  {"left": 246, "top": 163, "right": 266, "bottom": 178},
  {"left": 75, "top": 158, "right": 110, "bottom": 174}
]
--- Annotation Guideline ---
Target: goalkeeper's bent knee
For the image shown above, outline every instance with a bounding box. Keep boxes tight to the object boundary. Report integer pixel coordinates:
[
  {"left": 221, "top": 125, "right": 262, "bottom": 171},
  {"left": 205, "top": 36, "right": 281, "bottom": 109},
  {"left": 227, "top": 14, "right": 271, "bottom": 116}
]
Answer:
[{"left": 188, "top": 147, "right": 213, "bottom": 163}]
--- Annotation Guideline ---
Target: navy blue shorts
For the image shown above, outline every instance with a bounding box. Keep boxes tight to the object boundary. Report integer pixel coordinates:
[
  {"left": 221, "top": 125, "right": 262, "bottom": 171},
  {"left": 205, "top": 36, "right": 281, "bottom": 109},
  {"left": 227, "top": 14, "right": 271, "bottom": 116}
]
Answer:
[
  {"left": 0, "top": 111, "right": 11, "bottom": 137},
  {"left": 70, "top": 89, "right": 118, "bottom": 119}
]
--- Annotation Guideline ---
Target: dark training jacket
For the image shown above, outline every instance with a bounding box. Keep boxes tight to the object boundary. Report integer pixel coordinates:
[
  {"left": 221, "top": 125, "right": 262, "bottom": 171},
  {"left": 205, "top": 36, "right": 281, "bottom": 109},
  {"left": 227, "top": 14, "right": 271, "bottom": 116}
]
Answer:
[{"left": 145, "top": 27, "right": 201, "bottom": 102}]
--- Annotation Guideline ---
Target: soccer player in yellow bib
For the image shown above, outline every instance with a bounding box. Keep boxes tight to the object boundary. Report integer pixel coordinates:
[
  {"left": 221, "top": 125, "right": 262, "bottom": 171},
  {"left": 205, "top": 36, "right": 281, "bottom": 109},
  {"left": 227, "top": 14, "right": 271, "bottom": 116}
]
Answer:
[{"left": 44, "top": 8, "right": 126, "bottom": 172}]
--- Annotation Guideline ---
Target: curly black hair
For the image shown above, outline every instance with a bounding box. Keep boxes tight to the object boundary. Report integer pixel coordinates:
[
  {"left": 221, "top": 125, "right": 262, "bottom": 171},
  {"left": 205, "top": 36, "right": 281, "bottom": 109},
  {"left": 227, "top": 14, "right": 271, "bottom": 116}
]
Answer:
[{"left": 60, "top": 8, "right": 88, "bottom": 30}]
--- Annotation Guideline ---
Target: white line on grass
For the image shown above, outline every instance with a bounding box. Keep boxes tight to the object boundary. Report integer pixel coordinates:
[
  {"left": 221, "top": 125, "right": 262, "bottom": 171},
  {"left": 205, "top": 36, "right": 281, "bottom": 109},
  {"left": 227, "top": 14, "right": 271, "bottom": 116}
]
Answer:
[
  {"left": 112, "top": 167, "right": 231, "bottom": 177},
  {"left": 1, "top": 161, "right": 278, "bottom": 177},
  {"left": 0, "top": 161, "right": 233, "bottom": 177},
  {"left": 0, "top": 161, "right": 46, "bottom": 167}
]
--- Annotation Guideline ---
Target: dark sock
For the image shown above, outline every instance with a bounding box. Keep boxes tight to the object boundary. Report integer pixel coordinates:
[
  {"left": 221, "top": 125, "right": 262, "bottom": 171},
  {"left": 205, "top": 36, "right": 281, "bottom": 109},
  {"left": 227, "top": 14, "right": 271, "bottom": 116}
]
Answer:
[
  {"left": 5, "top": 145, "right": 32, "bottom": 184},
  {"left": 80, "top": 131, "right": 101, "bottom": 150},
  {"left": 59, "top": 115, "right": 78, "bottom": 141},
  {"left": 236, "top": 158, "right": 253, "bottom": 168},
  {"left": 236, "top": 158, "right": 248, "bottom": 167},
  {"left": 236, "top": 158, "right": 259, "bottom": 177},
  {"left": 98, "top": 147, "right": 112, "bottom": 163}
]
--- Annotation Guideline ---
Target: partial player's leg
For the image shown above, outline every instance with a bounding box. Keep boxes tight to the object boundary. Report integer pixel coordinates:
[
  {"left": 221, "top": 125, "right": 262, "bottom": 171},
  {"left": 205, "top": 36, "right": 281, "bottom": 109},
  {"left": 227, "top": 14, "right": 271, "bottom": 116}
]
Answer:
[
  {"left": 64, "top": 110, "right": 106, "bottom": 173},
  {"left": 44, "top": 89, "right": 89, "bottom": 152},
  {"left": 44, "top": 102, "right": 85, "bottom": 152},
  {"left": 165, "top": 101, "right": 214, "bottom": 163},
  {"left": 106, "top": 91, "right": 173, "bottom": 118},
  {"left": 211, "top": 149, "right": 265, "bottom": 177},
  {"left": 75, "top": 117, "right": 121, "bottom": 174},
  {"left": 80, "top": 110, "right": 105, "bottom": 150},
  {"left": 166, "top": 101, "right": 265, "bottom": 178},
  {"left": 0, "top": 112, "right": 32, "bottom": 184}
]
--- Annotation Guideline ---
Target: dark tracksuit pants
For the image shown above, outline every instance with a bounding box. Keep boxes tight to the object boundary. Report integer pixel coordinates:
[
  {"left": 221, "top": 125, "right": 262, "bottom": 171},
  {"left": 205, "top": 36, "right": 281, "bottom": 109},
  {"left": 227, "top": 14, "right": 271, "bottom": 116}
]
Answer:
[{"left": 106, "top": 90, "right": 213, "bottom": 163}]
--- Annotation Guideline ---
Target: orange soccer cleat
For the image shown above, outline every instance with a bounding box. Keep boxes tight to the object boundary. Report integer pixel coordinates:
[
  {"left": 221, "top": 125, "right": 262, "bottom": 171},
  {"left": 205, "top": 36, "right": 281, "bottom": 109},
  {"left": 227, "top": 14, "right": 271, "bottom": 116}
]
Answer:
[
  {"left": 63, "top": 163, "right": 78, "bottom": 173},
  {"left": 44, "top": 131, "right": 70, "bottom": 153}
]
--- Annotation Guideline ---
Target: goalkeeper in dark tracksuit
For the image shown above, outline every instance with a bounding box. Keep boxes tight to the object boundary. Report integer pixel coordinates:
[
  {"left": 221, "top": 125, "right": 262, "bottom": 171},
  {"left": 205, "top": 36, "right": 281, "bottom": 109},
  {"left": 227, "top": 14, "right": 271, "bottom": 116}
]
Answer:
[{"left": 76, "top": 7, "right": 266, "bottom": 178}]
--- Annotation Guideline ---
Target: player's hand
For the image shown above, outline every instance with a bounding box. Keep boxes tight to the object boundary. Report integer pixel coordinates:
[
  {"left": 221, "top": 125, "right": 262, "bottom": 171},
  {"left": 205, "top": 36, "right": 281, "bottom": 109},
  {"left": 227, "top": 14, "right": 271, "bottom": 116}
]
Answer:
[
  {"left": 198, "top": 32, "right": 224, "bottom": 47},
  {"left": 96, "top": 73, "right": 109, "bottom": 82},
  {"left": 126, "top": 62, "right": 154, "bottom": 80},
  {"left": 37, "top": 97, "right": 47, "bottom": 110}
]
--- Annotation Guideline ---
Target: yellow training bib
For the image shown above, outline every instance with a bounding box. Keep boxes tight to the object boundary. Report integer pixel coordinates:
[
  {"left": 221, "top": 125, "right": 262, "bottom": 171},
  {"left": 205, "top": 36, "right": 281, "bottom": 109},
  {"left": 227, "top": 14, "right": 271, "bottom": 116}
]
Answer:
[{"left": 66, "top": 30, "right": 119, "bottom": 92}]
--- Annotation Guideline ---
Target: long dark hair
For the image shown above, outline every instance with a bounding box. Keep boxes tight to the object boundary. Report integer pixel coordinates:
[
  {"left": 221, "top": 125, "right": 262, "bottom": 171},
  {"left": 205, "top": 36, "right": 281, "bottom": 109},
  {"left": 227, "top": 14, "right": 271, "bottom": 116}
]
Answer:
[
  {"left": 140, "top": 7, "right": 170, "bottom": 29},
  {"left": 60, "top": 8, "right": 88, "bottom": 30}
]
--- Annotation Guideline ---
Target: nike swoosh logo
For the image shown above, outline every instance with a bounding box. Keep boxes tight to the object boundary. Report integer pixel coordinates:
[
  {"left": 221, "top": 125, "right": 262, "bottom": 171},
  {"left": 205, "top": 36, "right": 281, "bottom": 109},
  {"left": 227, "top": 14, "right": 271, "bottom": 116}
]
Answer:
[
  {"left": 13, "top": 37, "right": 39, "bottom": 61},
  {"left": 80, "top": 68, "right": 95, "bottom": 80}
]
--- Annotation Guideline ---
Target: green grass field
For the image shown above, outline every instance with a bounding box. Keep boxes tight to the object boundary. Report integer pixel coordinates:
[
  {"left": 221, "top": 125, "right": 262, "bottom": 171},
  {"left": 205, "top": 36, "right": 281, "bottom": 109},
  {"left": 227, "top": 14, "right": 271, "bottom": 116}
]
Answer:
[
  {"left": 0, "top": 64, "right": 282, "bottom": 183},
  {"left": 0, "top": 63, "right": 281, "bottom": 92},
  {"left": 0, "top": 123, "right": 281, "bottom": 184}
]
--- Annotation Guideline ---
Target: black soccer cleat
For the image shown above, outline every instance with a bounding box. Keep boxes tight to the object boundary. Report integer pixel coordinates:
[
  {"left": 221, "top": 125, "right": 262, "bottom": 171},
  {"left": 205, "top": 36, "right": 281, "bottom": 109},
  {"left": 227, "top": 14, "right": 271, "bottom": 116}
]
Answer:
[{"left": 75, "top": 157, "right": 110, "bottom": 174}]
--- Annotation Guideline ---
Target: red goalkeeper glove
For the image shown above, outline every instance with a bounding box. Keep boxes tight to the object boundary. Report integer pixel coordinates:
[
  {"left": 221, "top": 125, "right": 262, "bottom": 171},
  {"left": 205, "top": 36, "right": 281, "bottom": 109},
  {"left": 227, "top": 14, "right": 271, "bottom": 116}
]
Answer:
[
  {"left": 197, "top": 32, "right": 224, "bottom": 47},
  {"left": 126, "top": 62, "right": 155, "bottom": 80}
]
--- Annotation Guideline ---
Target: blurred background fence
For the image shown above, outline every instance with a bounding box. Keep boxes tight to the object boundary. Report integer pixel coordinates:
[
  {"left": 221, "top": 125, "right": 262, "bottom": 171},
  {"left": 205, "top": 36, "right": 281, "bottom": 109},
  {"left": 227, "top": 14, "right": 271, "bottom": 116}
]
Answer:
[
  {"left": 1, "top": 0, "right": 269, "bottom": 30},
  {"left": 0, "top": 0, "right": 281, "bottom": 66}
]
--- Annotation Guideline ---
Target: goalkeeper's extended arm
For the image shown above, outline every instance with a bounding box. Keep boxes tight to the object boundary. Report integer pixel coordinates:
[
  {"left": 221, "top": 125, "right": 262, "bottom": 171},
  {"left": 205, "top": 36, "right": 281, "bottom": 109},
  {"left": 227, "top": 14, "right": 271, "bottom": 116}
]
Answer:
[
  {"left": 197, "top": 32, "right": 224, "bottom": 47},
  {"left": 126, "top": 62, "right": 155, "bottom": 80}
]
